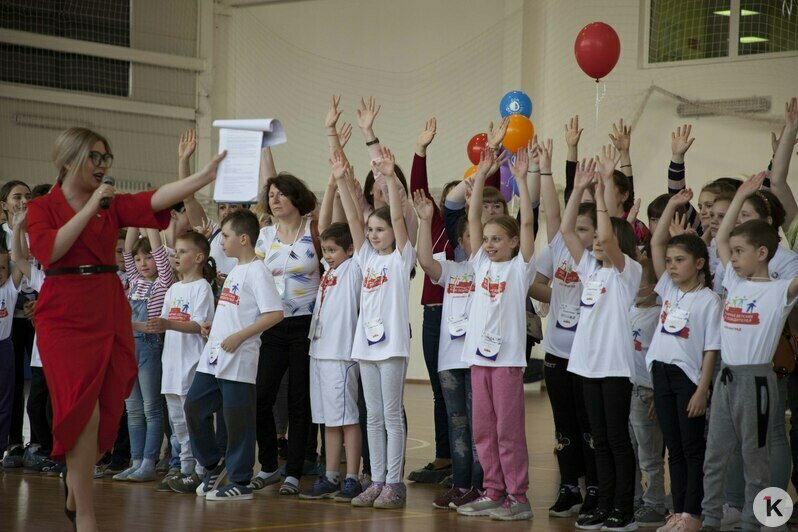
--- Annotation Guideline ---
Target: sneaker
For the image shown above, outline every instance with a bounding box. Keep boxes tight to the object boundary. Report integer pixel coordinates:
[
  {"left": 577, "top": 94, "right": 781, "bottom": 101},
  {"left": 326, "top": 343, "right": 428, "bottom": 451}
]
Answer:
[
  {"left": 351, "top": 482, "right": 384, "bottom": 507},
  {"left": 196, "top": 462, "right": 227, "bottom": 497},
  {"left": 206, "top": 482, "right": 253, "bottom": 501},
  {"left": 579, "top": 486, "right": 600, "bottom": 518},
  {"left": 719, "top": 504, "right": 741, "bottom": 531},
  {"left": 168, "top": 472, "right": 201, "bottom": 494},
  {"left": 156, "top": 468, "right": 181, "bottom": 492},
  {"left": 334, "top": 477, "right": 363, "bottom": 502},
  {"left": 407, "top": 461, "right": 452, "bottom": 483},
  {"left": 93, "top": 465, "right": 105, "bottom": 479},
  {"left": 601, "top": 508, "right": 638, "bottom": 531},
  {"left": 127, "top": 467, "right": 157, "bottom": 482},
  {"left": 2, "top": 445, "right": 24, "bottom": 468},
  {"left": 439, "top": 474, "right": 453, "bottom": 488},
  {"left": 373, "top": 483, "right": 406, "bottom": 509},
  {"left": 549, "top": 485, "right": 583, "bottom": 517},
  {"left": 113, "top": 465, "right": 138, "bottom": 481},
  {"left": 449, "top": 486, "right": 481, "bottom": 509},
  {"left": 671, "top": 514, "right": 701, "bottom": 532},
  {"left": 22, "top": 446, "right": 44, "bottom": 469},
  {"left": 29, "top": 458, "right": 64, "bottom": 475},
  {"left": 278, "top": 479, "right": 300, "bottom": 495},
  {"left": 104, "top": 458, "right": 129, "bottom": 476},
  {"left": 299, "top": 476, "right": 340, "bottom": 500},
  {"left": 657, "top": 513, "right": 685, "bottom": 532},
  {"left": 248, "top": 470, "right": 281, "bottom": 490},
  {"left": 576, "top": 508, "right": 611, "bottom": 530},
  {"left": 457, "top": 495, "right": 505, "bottom": 516},
  {"left": 489, "top": 495, "right": 534, "bottom": 521},
  {"left": 634, "top": 498, "right": 645, "bottom": 513},
  {"left": 433, "top": 487, "right": 463, "bottom": 509},
  {"left": 634, "top": 505, "right": 667, "bottom": 527}
]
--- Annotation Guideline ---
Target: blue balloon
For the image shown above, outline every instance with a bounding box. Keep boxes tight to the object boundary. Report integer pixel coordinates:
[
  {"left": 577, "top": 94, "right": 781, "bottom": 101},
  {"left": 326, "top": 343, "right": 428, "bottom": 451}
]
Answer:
[{"left": 500, "top": 90, "right": 532, "bottom": 118}]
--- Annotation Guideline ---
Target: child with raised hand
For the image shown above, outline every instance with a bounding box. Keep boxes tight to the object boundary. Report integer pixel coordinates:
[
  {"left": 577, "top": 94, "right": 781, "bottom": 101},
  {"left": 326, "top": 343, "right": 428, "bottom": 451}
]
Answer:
[
  {"left": 562, "top": 152, "right": 643, "bottom": 531},
  {"left": 454, "top": 146, "right": 535, "bottom": 522},
  {"left": 413, "top": 189, "right": 483, "bottom": 511},
  {"left": 338, "top": 145, "right": 416, "bottom": 510},
  {"left": 606, "top": 121, "right": 649, "bottom": 245},
  {"left": 647, "top": 189, "right": 722, "bottom": 531},
  {"left": 770, "top": 97, "right": 798, "bottom": 248},
  {"left": 299, "top": 150, "right": 364, "bottom": 504},
  {"left": 115, "top": 227, "right": 175, "bottom": 482},
  {"left": 662, "top": 124, "right": 702, "bottom": 235},
  {"left": 140, "top": 231, "right": 216, "bottom": 493},
  {"left": 700, "top": 172, "right": 798, "bottom": 531}
]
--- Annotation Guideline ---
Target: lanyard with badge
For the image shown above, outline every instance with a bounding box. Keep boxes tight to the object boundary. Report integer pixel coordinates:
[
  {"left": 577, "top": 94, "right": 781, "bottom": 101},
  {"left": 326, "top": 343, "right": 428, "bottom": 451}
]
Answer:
[
  {"left": 363, "top": 264, "right": 388, "bottom": 345},
  {"left": 662, "top": 284, "right": 698, "bottom": 336},
  {"left": 309, "top": 267, "right": 335, "bottom": 340},
  {"left": 209, "top": 262, "right": 252, "bottom": 365},
  {"left": 476, "top": 263, "right": 504, "bottom": 361},
  {"left": 446, "top": 271, "right": 474, "bottom": 340},
  {"left": 580, "top": 267, "right": 606, "bottom": 308},
  {"left": 431, "top": 227, "right": 448, "bottom": 263},
  {"left": 265, "top": 220, "right": 304, "bottom": 300}
]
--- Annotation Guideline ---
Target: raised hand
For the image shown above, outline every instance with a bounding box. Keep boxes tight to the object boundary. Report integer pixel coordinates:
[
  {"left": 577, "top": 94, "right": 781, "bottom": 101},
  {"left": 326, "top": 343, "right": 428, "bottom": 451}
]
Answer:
[
  {"left": 785, "top": 96, "right": 798, "bottom": 132},
  {"left": 372, "top": 146, "right": 395, "bottom": 177},
  {"left": 417, "top": 117, "right": 437, "bottom": 152},
  {"left": 325, "top": 95, "right": 343, "bottom": 128},
  {"left": 412, "top": 190, "right": 435, "bottom": 221},
  {"left": 597, "top": 144, "right": 621, "bottom": 178},
  {"left": 330, "top": 149, "right": 349, "bottom": 180},
  {"left": 487, "top": 116, "right": 511, "bottom": 149},
  {"left": 476, "top": 147, "right": 497, "bottom": 178},
  {"left": 770, "top": 125, "right": 798, "bottom": 154},
  {"left": 178, "top": 129, "right": 197, "bottom": 160},
  {"left": 670, "top": 188, "right": 694, "bottom": 206},
  {"left": 574, "top": 158, "right": 597, "bottom": 190},
  {"left": 565, "top": 115, "right": 583, "bottom": 148},
  {"left": 671, "top": 124, "right": 695, "bottom": 162},
  {"left": 737, "top": 171, "right": 766, "bottom": 198},
  {"left": 509, "top": 147, "right": 529, "bottom": 178},
  {"left": 357, "top": 96, "right": 381, "bottom": 132},
  {"left": 608, "top": 118, "right": 631, "bottom": 153},
  {"left": 338, "top": 122, "right": 352, "bottom": 149},
  {"left": 626, "top": 198, "right": 642, "bottom": 224},
  {"left": 595, "top": 172, "right": 606, "bottom": 199},
  {"left": 489, "top": 150, "right": 511, "bottom": 177},
  {"left": 669, "top": 211, "right": 690, "bottom": 237},
  {"left": 538, "top": 137, "right": 553, "bottom": 174},
  {"left": 194, "top": 218, "right": 213, "bottom": 239}
]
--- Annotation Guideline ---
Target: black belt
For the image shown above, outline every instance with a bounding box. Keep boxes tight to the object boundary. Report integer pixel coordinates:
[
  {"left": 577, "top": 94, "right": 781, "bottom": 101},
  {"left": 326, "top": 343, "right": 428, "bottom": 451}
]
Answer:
[{"left": 45, "top": 265, "right": 119, "bottom": 276}]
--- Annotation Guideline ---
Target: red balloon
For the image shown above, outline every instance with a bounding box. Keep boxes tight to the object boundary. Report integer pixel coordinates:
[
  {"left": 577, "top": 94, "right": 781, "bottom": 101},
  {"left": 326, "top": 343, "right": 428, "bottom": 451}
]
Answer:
[
  {"left": 574, "top": 22, "right": 621, "bottom": 81},
  {"left": 467, "top": 133, "right": 488, "bottom": 165}
]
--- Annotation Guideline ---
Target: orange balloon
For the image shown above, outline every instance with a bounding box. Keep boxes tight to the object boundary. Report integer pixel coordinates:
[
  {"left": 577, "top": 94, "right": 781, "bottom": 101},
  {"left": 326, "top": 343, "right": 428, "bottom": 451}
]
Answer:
[
  {"left": 502, "top": 115, "right": 535, "bottom": 153},
  {"left": 463, "top": 165, "right": 477, "bottom": 179}
]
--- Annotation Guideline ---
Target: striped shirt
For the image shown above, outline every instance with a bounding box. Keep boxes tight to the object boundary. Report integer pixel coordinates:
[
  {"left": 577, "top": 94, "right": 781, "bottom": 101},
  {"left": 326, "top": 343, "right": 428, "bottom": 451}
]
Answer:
[{"left": 124, "top": 245, "right": 175, "bottom": 319}]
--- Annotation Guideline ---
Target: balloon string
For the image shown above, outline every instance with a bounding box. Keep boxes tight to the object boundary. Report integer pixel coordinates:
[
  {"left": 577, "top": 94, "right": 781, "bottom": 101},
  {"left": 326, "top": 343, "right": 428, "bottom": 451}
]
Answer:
[{"left": 595, "top": 81, "right": 607, "bottom": 125}]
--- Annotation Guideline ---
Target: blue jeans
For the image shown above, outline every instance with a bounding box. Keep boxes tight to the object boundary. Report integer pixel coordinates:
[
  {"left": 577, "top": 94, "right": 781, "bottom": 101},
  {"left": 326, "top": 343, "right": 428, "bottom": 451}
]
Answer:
[
  {"left": 439, "top": 368, "right": 483, "bottom": 490},
  {"left": 422, "top": 305, "right": 450, "bottom": 459},
  {"left": 125, "top": 334, "right": 163, "bottom": 461},
  {"left": 185, "top": 372, "right": 256, "bottom": 486}
]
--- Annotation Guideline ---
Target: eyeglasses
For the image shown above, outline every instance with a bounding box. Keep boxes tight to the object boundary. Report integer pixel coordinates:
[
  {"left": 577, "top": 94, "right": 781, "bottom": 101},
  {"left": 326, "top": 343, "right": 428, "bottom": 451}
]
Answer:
[{"left": 89, "top": 151, "right": 114, "bottom": 168}]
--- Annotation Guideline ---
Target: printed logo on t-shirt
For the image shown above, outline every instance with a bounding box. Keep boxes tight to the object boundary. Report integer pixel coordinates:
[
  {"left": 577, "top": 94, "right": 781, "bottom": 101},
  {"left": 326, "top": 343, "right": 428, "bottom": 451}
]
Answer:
[
  {"left": 554, "top": 259, "right": 580, "bottom": 284},
  {"left": 480, "top": 275, "right": 506, "bottom": 300},
  {"left": 632, "top": 328, "right": 644, "bottom": 352},
  {"left": 319, "top": 272, "right": 338, "bottom": 306},
  {"left": 362, "top": 267, "right": 388, "bottom": 291},
  {"left": 167, "top": 297, "right": 191, "bottom": 321},
  {"left": 219, "top": 282, "right": 241, "bottom": 305},
  {"left": 446, "top": 273, "right": 475, "bottom": 295},
  {"left": 0, "top": 298, "right": 7, "bottom": 319},
  {"left": 723, "top": 296, "right": 761, "bottom": 326}
]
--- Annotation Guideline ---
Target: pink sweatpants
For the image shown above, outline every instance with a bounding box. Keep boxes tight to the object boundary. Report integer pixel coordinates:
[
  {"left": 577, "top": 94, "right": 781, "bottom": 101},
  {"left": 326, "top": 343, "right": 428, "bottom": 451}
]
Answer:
[{"left": 471, "top": 365, "right": 529, "bottom": 499}]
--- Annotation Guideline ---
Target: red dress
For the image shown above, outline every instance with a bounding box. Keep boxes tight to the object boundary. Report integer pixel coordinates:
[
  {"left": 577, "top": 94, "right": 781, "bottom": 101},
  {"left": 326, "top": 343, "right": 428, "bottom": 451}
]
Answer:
[{"left": 27, "top": 183, "right": 170, "bottom": 460}]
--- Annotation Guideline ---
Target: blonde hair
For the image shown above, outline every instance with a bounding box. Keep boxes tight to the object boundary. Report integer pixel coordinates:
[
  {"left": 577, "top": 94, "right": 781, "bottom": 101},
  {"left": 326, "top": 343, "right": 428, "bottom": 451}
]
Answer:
[{"left": 52, "top": 127, "right": 111, "bottom": 182}]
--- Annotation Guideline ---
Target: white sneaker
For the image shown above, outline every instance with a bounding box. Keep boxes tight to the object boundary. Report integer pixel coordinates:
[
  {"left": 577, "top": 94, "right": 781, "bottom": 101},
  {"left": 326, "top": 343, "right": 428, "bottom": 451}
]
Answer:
[
  {"left": 720, "top": 504, "right": 742, "bottom": 531},
  {"left": 93, "top": 465, "right": 105, "bottom": 479}
]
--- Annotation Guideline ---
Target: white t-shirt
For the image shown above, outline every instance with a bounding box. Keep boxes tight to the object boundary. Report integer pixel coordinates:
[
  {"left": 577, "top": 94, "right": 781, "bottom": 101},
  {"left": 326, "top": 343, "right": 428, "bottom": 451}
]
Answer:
[
  {"left": 196, "top": 261, "right": 283, "bottom": 384},
  {"left": 461, "top": 248, "right": 536, "bottom": 368},
  {"left": 0, "top": 275, "right": 22, "bottom": 341},
  {"left": 629, "top": 305, "right": 660, "bottom": 388},
  {"left": 433, "top": 259, "right": 475, "bottom": 372},
  {"left": 567, "top": 252, "right": 642, "bottom": 378},
  {"left": 27, "top": 268, "right": 45, "bottom": 367},
  {"left": 256, "top": 221, "right": 321, "bottom": 317},
  {"left": 714, "top": 245, "right": 798, "bottom": 295},
  {"left": 647, "top": 275, "right": 722, "bottom": 385},
  {"left": 720, "top": 262, "right": 798, "bottom": 365},
  {"left": 210, "top": 222, "right": 238, "bottom": 276},
  {"left": 160, "top": 279, "right": 216, "bottom": 395},
  {"left": 351, "top": 241, "right": 416, "bottom": 362},
  {"left": 537, "top": 232, "right": 583, "bottom": 359},
  {"left": 309, "top": 258, "right": 362, "bottom": 360}
]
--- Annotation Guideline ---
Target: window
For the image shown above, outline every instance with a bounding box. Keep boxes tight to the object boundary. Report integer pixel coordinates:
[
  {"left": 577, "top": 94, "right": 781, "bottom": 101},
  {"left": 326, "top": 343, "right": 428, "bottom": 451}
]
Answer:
[
  {"left": 648, "top": 0, "right": 798, "bottom": 64},
  {"left": 0, "top": 0, "right": 131, "bottom": 96}
]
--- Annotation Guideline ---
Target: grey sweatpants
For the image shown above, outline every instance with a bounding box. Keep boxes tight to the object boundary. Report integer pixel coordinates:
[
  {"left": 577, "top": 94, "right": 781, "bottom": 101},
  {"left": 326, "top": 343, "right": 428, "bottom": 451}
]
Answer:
[{"left": 701, "top": 363, "right": 778, "bottom": 531}]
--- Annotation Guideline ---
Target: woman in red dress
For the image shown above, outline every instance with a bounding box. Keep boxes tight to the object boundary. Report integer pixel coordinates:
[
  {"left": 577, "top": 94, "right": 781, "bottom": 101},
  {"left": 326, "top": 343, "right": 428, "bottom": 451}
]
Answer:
[{"left": 27, "top": 127, "right": 225, "bottom": 532}]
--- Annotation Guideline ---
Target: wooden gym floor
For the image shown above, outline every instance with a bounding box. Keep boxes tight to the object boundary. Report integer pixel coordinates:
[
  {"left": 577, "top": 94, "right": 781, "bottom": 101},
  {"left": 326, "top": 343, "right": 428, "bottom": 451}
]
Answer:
[{"left": 6, "top": 383, "right": 620, "bottom": 531}]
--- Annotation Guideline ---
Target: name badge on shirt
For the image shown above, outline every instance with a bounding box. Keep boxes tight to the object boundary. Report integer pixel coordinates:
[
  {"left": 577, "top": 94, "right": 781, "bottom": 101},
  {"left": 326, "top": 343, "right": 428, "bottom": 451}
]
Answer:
[
  {"left": 208, "top": 343, "right": 221, "bottom": 365},
  {"left": 555, "top": 304, "right": 580, "bottom": 330},
  {"left": 364, "top": 318, "right": 386, "bottom": 345},
  {"left": 447, "top": 315, "right": 468, "bottom": 339},
  {"left": 476, "top": 331, "right": 502, "bottom": 361},
  {"left": 274, "top": 274, "right": 286, "bottom": 300},
  {"left": 662, "top": 308, "right": 689, "bottom": 335},
  {"left": 433, "top": 251, "right": 446, "bottom": 262},
  {"left": 580, "top": 281, "right": 604, "bottom": 308}
]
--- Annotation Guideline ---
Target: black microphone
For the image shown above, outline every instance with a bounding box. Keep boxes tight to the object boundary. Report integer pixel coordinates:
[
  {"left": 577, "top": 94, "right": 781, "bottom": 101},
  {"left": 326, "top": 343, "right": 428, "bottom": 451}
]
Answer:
[{"left": 100, "top": 176, "right": 115, "bottom": 210}]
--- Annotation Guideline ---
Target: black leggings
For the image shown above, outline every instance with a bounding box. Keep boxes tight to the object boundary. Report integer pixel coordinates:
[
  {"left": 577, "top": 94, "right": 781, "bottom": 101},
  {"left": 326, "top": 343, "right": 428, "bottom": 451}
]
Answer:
[
  {"left": 10, "top": 317, "right": 34, "bottom": 445},
  {"left": 582, "top": 376, "right": 635, "bottom": 514},
  {"left": 26, "top": 367, "right": 52, "bottom": 453}
]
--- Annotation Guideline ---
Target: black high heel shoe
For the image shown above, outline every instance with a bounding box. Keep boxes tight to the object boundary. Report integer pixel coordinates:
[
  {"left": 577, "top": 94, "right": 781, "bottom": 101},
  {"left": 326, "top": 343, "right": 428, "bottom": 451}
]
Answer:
[{"left": 63, "top": 469, "right": 77, "bottom": 531}]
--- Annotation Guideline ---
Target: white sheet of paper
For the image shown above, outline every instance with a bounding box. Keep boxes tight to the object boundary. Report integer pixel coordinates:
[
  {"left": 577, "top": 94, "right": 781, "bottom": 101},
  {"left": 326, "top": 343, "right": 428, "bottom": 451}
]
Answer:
[
  {"left": 214, "top": 128, "right": 262, "bottom": 203},
  {"left": 212, "top": 119, "right": 286, "bottom": 146}
]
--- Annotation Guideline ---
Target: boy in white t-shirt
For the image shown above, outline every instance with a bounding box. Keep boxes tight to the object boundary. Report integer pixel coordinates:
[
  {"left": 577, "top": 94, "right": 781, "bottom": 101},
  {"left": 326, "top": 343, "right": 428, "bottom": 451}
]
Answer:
[
  {"left": 701, "top": 173, "right": 798, "bottom": 531},
  {"left": 0, "top": 246, "right": 25, "bottom": 459},
  {"left": 184, "top": 210, "right": 284, "bottom": 502}
]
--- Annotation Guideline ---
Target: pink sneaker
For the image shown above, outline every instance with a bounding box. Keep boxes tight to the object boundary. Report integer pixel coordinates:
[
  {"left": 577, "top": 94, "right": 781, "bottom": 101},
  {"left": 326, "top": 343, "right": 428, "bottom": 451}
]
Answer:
[
  {"left": 373, "top": 484, "right": 406, "bottom": 509},
  {"left": 351, "top": 482, "right": 383, "bottom": 507},
  {"left": 656, "top": 513, "right": 685, "bottom": 532},
  {"left": 672, "top": 513, "right": 701, "bottom": 531}
]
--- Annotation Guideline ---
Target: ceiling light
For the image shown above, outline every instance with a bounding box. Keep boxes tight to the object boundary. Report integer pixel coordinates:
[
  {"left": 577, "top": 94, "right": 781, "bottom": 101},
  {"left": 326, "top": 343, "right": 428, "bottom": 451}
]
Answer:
[
  {"left": 739, "top": 35, "right": 769, "bottom": 43},
  {"left": 714, "top": 9, "right": 760, "bottom": 15}
]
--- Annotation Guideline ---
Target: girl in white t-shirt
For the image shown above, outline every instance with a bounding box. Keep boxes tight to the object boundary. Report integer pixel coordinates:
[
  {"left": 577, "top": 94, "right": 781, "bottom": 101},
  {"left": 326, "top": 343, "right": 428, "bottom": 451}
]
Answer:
[
  {"left": 562, "top": 154, "right": 642, "bottom": 531},
  {"left": 337, "top": 147, "right": 416, "bottom": 509},
  {"left": 143, "top": 231, "right": 215, "bottom": 491},
  {"left": 648, "top": 189, "right": 721, "bottom": 531},
  {"left": 454, "top": 147, "right": 536, "bottom": 521}
]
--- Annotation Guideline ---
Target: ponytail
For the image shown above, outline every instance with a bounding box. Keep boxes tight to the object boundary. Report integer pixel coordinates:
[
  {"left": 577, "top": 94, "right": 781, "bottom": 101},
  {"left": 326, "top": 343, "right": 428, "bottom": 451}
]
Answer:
[{"left": 203, "top": 256, "right": 218, "bottom": 293}]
